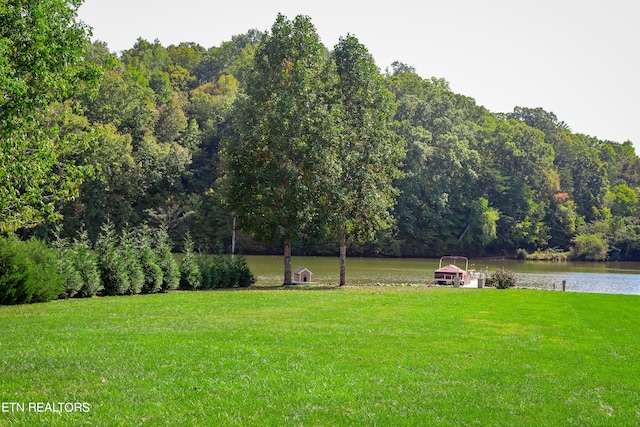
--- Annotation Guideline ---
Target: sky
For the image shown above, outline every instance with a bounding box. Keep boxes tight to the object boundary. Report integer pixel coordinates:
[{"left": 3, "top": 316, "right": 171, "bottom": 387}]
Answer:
[{"left": 78, "top": 0, "right": 639, "bottom": 149}]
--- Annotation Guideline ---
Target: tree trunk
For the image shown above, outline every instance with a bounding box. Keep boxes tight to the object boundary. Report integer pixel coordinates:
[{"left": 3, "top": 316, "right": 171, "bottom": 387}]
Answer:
[
  {"left": 284, "top": 239, "right": 292, "bottom": 285},
  {"left": 231, "top": 217, "right": 236, "bottom": 261},
  {"left": 339, "top": 226, "right": 347, "bottom": 286}
]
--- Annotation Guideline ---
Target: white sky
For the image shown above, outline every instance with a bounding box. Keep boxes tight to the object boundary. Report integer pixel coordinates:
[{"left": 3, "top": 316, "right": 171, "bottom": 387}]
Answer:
[{"left": 78, "top": 0, "right": 639, "bottom": 150}]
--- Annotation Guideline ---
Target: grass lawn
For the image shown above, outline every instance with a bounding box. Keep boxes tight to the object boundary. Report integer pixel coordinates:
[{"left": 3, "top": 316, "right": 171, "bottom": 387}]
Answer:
[{"left": 1, "top": 286, "right": 639, "bottom": 426}]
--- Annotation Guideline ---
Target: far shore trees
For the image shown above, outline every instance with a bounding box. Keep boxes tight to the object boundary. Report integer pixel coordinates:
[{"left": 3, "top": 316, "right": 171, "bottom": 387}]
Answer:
[{"left": 5, "top": 7, "right": 640, "bottom": 262}]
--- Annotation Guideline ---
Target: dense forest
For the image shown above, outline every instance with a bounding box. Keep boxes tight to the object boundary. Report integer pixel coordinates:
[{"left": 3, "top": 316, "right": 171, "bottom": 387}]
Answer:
[{"left": 4, "top": 6, "right": 640, "bottom": 261}]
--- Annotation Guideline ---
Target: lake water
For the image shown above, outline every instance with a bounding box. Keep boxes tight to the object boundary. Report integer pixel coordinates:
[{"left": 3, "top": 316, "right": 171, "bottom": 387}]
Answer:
[{"left": 245, "top": 256, "right": 640, "bottom": 296}]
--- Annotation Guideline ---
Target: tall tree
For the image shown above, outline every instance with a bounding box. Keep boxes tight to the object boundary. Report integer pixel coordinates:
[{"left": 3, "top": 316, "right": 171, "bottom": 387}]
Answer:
[
  {"left": 225, "top": 14, "right": 338, "bottom": 284},
  {"left": 331, "top": 34, "right": 404, "bottom": 285},
  {"left": 0, "top": 0, "right": 98, "bottom": 232}
]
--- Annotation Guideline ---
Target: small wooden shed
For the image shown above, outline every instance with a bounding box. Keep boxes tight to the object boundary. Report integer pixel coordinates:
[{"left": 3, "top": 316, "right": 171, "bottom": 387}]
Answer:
[{"left": 293, "top": 267, "right": 312, "bottom": 283}]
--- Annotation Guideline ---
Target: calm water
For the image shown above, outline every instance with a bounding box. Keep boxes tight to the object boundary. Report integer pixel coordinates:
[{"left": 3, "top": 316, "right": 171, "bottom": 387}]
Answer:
[{"left": 245, "top": 256, "right": 640, "bottom": 296}]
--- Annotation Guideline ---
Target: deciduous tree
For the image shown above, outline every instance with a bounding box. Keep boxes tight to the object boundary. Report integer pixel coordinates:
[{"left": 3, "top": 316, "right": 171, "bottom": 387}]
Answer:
[
  {"left": 0, "top": 0, "right": 97, "bottom": 231},
  {"left": 225, "top": 14, "right": 339, "bottom": 284},
  {"left": 331, "top": 34, "right": 404, "bottom": 285}
]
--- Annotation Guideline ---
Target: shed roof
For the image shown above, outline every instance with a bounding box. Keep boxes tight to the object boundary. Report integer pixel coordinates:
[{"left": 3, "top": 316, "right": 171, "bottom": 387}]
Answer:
[{"left": 293, "top": 267, "right": 312, "bottom": 274}]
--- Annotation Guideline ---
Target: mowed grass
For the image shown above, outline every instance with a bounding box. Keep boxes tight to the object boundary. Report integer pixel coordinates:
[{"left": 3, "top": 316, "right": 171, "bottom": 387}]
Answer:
[{"left": 1, "top": 287, "right": 639, "bottom": 426}]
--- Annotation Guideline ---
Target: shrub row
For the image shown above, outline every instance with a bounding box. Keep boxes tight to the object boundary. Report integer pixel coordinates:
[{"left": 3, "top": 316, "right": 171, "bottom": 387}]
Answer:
[
  {"left": 197, "top": 256, "right": 256, "bottom": 289},
  {"left": 178, "top": 231, "right": 256, "bottom": 290},
  {"left": 59, "top": 222, "right": 181, "bottom": 298},
  {"left": 0, "top": 226, "right": 256, "bottom": 305}
]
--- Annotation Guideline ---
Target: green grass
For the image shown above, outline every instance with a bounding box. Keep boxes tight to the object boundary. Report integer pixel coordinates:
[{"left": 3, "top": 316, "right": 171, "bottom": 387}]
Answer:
[{"left": 1, "top": 287, "right": 639, "bottom": 426}]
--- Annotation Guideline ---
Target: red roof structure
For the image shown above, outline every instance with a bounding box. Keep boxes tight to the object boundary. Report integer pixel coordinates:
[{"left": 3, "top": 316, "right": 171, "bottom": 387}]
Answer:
[{"left": 434, "top": 263, "right": 467, "bottom": 285}]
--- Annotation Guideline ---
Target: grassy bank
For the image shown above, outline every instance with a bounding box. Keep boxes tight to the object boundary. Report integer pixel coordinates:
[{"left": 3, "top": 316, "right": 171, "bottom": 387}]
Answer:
[{"left": 1, "top": 287, "right": 638, "bottom": 426}]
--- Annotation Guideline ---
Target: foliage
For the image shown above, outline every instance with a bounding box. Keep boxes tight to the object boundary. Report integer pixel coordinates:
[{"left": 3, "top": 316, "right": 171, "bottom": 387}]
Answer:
[
  {"left": 225, "top": 14, "right": 341, "bottom": 283},
  {"left": 480, "top": 116, "right": 554, "bottom": 250},
  {"left": 120, "top": 228, "right": 145, "bottom": 294},
  {"left": 472, "top": 197, "right": 500, "bottom": 248},
  {"left": 179, "top": 232, "right": 202, "bottom": 290},
  {"left": 570, "top": 233, "right": 608, "bottom": 261},
  {"left": 388, "top": 70, "right": 488, "bottom": 256},
  {"left": 155, "top": 94, "right": 188, "bottom": 143},
  {"left": 569, "top": 136, "right": 610, "bottom": 222},
  {"left": 610, "top": 184, "right": 638, "bottom": 217},
  {"left": 155, "top": 230, "right": 180, "bottom": 291},
  {"left": 488, "top": 269, "right": 518, "bottom": 289},
  {"left": 331, "top": 34, "right": 403, "bottom": 241},
  {"left": 55, "top": 229, "right": 102, "bottom": 298},
  {"left": 525, "top": 248, "right": 569, "bottom": 261},
  {"left": 136, "top": 227, "right": 164, "bottom": 294},
  {"left": 331, "top": 34, "right": 405, "bottom": 284},
  {"left": 7, "top": 11, "right": 640, "bottom": 261},
  {"left": 516, "top": 248, "right": 528, "bottom": 260},
  {"left": 198, "top": 256, "right": 256, "bottom": 288},
  {"left": 56, "top": 245, "right": 84, "bottom": 299},
  {"left": 607, "top": 216, "right": 640, "bottom": 260},
  {"left": 73, "top": 223, "right": 180, "bottom": 297},
  {"left": 547, "top": 195, "right": 580, "bottom": 249},
  {"left": 227, "top": 14, "right": 337, "bottom": 242},
  {"left": 70, "top": 231, "right": 103, "bottom": 298},
  {"left": 95, "top": 222, "right": 130, "bottom": 295},
  {"left": 0, "top": 236, "right": 64, "bottom": 305},
  {"left": 0, "top": 0, "right": 99, "bottom": 231}
]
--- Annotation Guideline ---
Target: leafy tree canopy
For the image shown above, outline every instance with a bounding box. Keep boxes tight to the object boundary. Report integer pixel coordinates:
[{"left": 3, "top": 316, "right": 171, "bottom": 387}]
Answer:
[{"left": 0, "top": 0, "right": 98, "bottom": 232}]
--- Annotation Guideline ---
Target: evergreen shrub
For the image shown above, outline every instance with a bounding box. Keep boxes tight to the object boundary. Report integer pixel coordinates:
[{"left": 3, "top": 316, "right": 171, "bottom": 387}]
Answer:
[
  {"left": 71, "top": 231, "right": 103, "bottom": 297},
  {"left": 95, "top": 222, "right": 129, "bottom": 295},
  {"left": 198, "top": 256, "right": 255, "bottom": 289},
  {"left": 179, "top": 232, "right": 202, "bottom": 290},
  {"left": 57, "top": 247, "right": 84, "bottom": 298},
  {"left": 56, "top": 230, "right": 102, "bottom": 299},
  {"left": 155, "top": 230, "right": 180, "bottom": 291},
  {"left": 140, "top": 246, "right": 163, "bottom": 294},
  {"left": 0, "top": 237, "right": 64, "bottom": 305},
  {"left": 121, "top": 228, "right": 144, "bottom": 294},
  {"left": 136, "top": 227, "right": 163, "bottom": 294}
]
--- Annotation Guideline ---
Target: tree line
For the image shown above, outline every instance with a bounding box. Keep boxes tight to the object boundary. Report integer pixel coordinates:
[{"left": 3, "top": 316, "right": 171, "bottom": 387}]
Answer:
[{"left": 3, "top": 4, "right": 640, "bottom": 273}]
